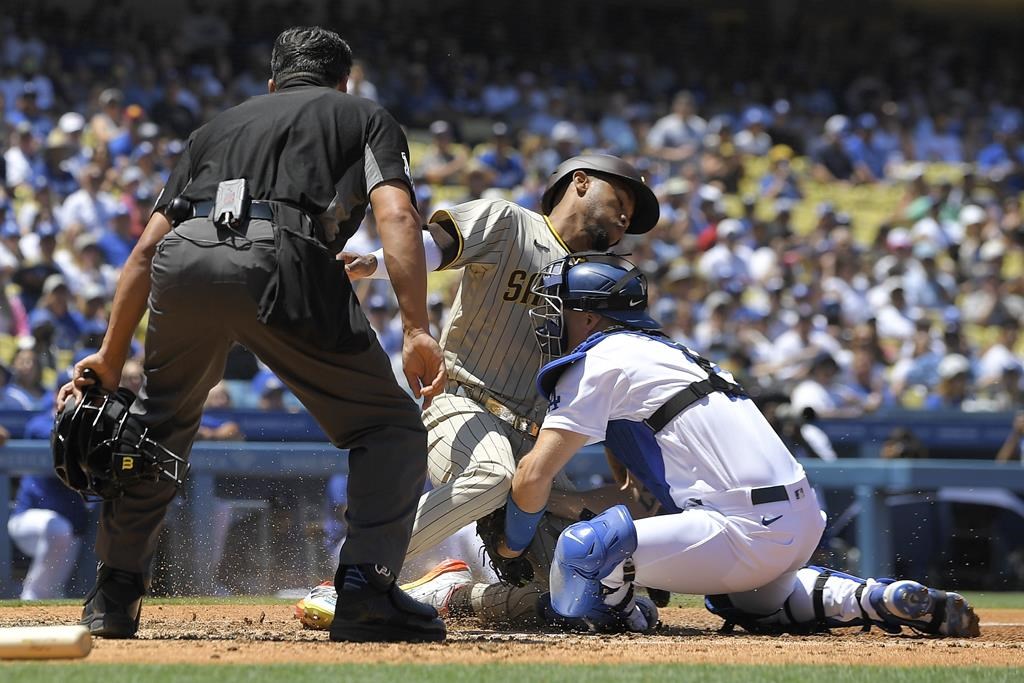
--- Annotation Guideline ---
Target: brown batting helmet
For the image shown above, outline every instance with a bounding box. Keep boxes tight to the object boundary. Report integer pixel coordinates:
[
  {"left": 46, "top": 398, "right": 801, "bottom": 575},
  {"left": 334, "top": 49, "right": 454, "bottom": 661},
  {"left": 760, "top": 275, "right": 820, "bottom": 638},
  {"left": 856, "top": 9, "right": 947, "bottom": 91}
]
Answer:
[{"left": 540, "top": 154, "right": 660, "bottom": 234}]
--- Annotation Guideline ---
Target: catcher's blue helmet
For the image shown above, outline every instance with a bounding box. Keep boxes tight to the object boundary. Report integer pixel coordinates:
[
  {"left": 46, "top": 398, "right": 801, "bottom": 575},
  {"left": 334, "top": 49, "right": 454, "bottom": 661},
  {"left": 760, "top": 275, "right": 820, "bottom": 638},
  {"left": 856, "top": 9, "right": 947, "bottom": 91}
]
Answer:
[{"left": 530, "top": 252, "right": 660, "bottom": 359}]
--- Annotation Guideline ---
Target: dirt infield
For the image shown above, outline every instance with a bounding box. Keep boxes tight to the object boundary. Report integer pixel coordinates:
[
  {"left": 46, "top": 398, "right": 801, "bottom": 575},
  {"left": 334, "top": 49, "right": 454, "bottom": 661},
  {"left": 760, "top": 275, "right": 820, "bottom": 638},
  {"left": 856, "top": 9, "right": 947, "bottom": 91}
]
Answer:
[{"left": 1, "top": 603, "right": 1022, "bottom": 666}]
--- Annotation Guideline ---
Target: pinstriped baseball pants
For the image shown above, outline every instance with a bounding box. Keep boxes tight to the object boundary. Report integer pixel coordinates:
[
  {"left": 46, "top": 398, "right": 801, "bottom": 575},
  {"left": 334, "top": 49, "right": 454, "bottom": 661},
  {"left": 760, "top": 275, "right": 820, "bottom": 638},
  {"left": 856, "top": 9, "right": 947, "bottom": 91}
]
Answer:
[{"left": 406, "top": 393, "right": 573, "bottom": 624}]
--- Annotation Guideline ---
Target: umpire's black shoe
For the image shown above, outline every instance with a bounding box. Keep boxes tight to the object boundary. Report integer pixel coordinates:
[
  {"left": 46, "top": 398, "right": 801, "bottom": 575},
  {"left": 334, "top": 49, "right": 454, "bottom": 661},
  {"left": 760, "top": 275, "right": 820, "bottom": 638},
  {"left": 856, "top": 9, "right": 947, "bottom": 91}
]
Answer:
[
  {"left": 80, "top": 564, "right": 148, "bottom": 639},
  {"left": 329, "top": 564, "right": 446, "bottom": 643}
]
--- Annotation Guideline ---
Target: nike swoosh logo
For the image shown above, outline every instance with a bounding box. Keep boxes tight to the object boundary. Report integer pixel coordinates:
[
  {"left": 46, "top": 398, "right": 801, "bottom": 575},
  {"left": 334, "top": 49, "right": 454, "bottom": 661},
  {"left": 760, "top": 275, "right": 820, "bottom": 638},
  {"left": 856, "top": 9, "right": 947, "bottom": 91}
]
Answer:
[
  {"left": 534, "top": 240, "right": 550, "bottom": 252},
  {"left": 761, "top": 514, "right": 783, "bottom": 526},
  {"left": 629, "top": 298, "right": 644, "bottom": 307}
]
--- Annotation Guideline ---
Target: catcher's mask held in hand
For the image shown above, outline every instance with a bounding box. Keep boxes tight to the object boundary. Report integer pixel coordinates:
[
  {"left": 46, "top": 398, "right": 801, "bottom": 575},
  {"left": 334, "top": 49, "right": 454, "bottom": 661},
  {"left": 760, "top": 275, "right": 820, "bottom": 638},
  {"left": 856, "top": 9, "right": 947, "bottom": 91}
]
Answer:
[
  {"left": 52, "top": 386, "right": 188, "bottom": 501},
  {"left": 529, "top": 252, "right": 659, "bottom": 362}
]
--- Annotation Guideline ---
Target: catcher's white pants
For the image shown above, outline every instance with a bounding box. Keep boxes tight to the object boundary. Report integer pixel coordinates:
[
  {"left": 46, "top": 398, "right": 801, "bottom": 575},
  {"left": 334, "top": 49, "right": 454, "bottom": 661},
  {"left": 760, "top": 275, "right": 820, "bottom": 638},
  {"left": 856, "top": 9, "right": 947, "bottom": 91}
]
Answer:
[
  {"left": 7, "top": 509, "right": 82, "bottom": 600},
  {"left": 602, "top": 485, "right": 873, "bottom": 626}
]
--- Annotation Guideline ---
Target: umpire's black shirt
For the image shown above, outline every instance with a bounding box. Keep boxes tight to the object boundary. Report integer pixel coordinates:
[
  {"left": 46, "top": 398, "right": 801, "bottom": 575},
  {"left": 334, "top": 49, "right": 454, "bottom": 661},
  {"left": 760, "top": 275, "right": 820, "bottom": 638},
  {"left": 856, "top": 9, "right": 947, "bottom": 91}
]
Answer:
[{"left": 154, "top": 75, "right": 414, "bottom": 253}]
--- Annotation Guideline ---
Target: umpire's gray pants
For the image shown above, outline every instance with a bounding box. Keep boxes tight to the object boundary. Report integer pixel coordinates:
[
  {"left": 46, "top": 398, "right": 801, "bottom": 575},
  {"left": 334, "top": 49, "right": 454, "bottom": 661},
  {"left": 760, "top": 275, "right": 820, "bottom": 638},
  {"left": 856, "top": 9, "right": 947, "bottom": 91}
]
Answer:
[{"left": 94, "top": 218, "right": 426, "bottom": 578}]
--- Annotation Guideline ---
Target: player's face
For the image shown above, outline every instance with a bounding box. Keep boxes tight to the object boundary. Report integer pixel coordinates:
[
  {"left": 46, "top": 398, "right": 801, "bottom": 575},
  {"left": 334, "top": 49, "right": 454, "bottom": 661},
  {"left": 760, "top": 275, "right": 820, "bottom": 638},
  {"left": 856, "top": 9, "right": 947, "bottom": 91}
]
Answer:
[
  {"left": 582, "top": 176, "right": 634, "bottom": 250},
  {"left": 563, "top": 310, "right": 601, "bottom": 350}
]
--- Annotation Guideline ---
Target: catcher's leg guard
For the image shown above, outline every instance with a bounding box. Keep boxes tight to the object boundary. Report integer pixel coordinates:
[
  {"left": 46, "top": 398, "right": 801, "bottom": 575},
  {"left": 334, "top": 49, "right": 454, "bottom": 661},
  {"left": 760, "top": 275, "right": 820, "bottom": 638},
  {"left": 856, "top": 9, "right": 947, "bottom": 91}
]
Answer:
[
  {"left": 706, "top": 566, "right": 896, "bottom": 635},
  {"left": 549, "top": 505, "right": 637, "bottom": 618}
]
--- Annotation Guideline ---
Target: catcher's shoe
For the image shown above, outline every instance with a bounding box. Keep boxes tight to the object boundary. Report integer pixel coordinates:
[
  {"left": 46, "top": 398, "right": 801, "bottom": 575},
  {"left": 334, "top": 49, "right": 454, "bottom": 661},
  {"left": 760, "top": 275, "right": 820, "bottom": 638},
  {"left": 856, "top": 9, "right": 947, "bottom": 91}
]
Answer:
[
  {"left": 538, "top": 590, "right": 659, "bottom": 634},
  {"left": 399, "top": 559, "right": 473, "bottom": 616},
  {"left": 80, "top": 564, "right": 147, "bottom": 639},
  {"left": 294, "top": 580, "right": 337, "bottom": 630},
  {"left": 329, "top": 564, "right": 446, "bottom": 643},
  {"left": 868, "top": 580, "right": 981, "bottom": 637}
]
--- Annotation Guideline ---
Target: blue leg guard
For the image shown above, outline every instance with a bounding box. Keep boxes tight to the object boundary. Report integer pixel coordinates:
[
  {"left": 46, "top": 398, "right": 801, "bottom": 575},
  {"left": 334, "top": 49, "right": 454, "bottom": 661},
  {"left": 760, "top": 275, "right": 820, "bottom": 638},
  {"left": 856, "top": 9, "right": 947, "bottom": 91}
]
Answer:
[
  {"left": 705, "top": 566, "right": 900, "bottom": 635},
  {"left": 549, "top": 505, "right": 637, "bottom": 618}
]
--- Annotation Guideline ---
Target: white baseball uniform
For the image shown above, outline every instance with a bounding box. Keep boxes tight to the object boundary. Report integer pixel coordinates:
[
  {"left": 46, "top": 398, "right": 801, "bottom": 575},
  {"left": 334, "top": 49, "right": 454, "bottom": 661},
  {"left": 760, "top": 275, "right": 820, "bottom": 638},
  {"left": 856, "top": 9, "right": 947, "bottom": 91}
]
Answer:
[{"left": 541, "top": 331, "right": 878, "bottom": 627}]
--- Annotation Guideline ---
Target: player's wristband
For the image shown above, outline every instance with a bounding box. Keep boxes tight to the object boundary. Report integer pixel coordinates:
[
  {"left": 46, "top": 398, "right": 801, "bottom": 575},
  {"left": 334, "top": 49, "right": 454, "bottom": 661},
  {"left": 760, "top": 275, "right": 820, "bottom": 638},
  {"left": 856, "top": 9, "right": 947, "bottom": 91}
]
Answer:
[
  {"left": 365, "top": 229, "right": 443, "bottom": 281},
  {"left": 504, "top": 495, "right": 546, "bottom": 552}
]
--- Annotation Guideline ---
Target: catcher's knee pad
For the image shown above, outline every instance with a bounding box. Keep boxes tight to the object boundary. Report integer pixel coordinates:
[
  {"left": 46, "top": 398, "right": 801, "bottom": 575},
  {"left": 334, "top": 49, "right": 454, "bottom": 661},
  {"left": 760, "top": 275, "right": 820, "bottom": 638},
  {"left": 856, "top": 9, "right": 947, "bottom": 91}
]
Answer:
[{"left": 549, "top": 505, "right": 637, "bottom": 618}]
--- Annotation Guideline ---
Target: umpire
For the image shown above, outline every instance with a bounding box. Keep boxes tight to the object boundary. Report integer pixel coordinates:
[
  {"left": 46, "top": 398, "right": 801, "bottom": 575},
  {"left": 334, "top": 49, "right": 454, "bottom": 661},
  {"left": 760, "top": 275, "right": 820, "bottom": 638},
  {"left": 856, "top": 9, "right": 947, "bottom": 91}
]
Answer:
[{"left": 57, "top": 26, "right": 447, "bottom": 643}]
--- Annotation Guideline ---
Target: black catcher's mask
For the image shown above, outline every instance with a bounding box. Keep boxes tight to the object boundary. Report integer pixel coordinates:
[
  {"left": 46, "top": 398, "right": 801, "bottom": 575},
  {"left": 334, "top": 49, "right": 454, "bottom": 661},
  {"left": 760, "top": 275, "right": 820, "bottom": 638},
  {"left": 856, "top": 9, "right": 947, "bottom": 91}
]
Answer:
[{"left": 52, "top": 386, "right": 188, "bottom": 501}]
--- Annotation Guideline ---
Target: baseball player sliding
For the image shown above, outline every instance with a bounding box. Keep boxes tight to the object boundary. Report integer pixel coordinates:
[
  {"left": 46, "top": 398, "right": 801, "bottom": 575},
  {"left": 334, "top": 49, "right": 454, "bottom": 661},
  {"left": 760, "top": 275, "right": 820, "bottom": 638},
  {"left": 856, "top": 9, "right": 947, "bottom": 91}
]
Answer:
[
  {"left": 492, "top": 252, "right": 979, "bottom": 637},
  {"left": 295, "top": 155, "right": 662, "bottom": 628}
]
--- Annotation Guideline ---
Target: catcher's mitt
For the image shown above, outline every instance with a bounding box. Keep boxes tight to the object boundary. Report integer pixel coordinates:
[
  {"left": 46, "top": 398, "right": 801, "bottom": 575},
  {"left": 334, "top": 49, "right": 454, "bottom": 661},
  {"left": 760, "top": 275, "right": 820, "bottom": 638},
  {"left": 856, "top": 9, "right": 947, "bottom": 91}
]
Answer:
[{"left": 476, "top": 506, "right": 535, "bottom": 587}]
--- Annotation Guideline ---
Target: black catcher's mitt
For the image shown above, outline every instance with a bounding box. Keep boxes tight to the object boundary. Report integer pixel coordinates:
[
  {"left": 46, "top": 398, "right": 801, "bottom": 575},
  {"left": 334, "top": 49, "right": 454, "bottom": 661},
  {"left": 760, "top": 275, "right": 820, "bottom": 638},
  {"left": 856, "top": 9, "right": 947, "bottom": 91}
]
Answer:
[{"left": 476, "top": 506, "right": 535, "bottom": 587}]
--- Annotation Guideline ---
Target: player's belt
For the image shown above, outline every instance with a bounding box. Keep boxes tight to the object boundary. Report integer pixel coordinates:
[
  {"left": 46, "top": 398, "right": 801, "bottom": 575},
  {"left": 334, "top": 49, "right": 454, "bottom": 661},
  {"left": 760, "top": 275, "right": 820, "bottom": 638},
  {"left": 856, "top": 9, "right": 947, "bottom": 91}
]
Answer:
[
  {"left": 457, "top": 384, "right": 540, "bottom": 437},
  {"left": 687, "top": 477, "right": 811, "bottom": 512}
]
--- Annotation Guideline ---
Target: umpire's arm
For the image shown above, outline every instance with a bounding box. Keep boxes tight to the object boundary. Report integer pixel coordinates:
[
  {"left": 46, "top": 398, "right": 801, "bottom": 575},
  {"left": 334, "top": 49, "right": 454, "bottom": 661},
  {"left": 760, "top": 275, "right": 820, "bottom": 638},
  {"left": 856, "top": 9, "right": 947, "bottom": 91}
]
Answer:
[
  {"left": 497, "top": 427, "right": 589, "bottom": 558},
  {"left": 58, "top": 211, "right": 174, "bottom": 408}
]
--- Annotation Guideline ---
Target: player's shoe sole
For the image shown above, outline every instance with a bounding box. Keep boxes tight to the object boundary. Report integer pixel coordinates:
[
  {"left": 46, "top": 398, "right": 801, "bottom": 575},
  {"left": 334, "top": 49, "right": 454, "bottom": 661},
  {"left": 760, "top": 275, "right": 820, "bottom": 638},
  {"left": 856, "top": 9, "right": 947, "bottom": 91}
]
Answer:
[
  {"left": 399, "top": 560, "right": 473, "bottom": 616},
  {"left": 399, "top": 559, "right": 470, "bottom": 592}
]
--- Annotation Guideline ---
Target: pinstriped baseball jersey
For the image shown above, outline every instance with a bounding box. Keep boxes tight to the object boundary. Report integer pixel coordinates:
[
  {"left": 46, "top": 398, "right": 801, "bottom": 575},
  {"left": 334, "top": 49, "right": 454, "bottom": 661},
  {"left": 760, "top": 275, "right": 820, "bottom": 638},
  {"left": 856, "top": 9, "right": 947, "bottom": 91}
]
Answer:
[{"left": 430, "top": 198, "right": 569, "bottom": 423}]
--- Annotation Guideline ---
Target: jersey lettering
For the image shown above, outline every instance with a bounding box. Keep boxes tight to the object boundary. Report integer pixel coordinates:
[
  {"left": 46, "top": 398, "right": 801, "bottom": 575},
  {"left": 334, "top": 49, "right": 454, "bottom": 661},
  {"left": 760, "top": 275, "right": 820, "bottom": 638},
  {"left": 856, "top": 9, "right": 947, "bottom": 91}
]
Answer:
[
  {"left": 503, "top": 269, "right": 527, "bottom": 302},
  {"left": 502, "top": 270, "right": 543, "bottom": 306}
]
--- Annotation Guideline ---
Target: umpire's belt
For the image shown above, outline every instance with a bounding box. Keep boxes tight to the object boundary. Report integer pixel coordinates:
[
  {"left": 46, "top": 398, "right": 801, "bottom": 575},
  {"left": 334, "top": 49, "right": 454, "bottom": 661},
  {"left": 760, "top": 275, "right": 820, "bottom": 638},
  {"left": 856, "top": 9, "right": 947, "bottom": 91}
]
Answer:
[
  {"left": 188, "top": 200, "right": 320, "bottom": 239},
  {"left": 687, "top": 476, "right": 811, "bottom": 513},
  {"left": 457, "top": 384, "right": 540, "bottom": 437}
]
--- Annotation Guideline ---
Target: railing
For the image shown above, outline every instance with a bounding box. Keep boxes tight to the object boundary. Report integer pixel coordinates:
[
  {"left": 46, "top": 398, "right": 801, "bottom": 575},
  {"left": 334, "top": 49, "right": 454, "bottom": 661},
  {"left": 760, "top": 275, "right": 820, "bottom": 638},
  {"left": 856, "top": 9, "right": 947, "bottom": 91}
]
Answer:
[{"left": 3, "top": 440, "right": 1024, "bottom": 596}]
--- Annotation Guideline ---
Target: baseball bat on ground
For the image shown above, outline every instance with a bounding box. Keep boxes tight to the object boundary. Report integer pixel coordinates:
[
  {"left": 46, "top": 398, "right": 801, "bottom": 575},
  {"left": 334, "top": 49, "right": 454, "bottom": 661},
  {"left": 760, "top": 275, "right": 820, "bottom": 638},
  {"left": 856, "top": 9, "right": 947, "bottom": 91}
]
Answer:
[{"left": 0, "top": 625, "right": 92, "bottom": 659}]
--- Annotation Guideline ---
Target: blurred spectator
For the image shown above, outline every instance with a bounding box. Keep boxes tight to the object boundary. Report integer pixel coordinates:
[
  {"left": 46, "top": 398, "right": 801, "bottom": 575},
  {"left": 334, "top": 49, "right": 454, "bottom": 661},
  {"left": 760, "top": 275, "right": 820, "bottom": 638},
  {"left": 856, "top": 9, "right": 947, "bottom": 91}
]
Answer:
[
  {"left": 365, "top": 294, "right": 402, "bottom": 356},
  {"left": 88, "top": 88, "right": 124, "bottom": 147},
  {"left": 120, "top": 359, "right": 145, "bottom": 395},
  {"left": 7, "top": 346, "right": 50, "bottom": 410},
  {"left": 60, "top": 163, "right": 116, "bottom": 238},
  {"left": 996, "top": 412, "right": 1024, "bottom": 463},
  {"left": 4, "top": 122, "right": 44, "bottom": 189},
  {"left": 880, "top": 427, "right": 928, "bottom": 459},
  {"left": 475, "top": 122, "right": 525, "bottom": 189},
  {"left": 30, "top": 274, "right": 82, "bottom": 350},
  {"left": 697, "top": 218, "right": 752, "bottom": 285},
  {"left": 346, "top": 61, "right": 378, "bottom": 102},
  {"left": 198, "top": 381, "right": 244, "bottom": 441},
  {"left": 977, "top": 319, "right": 1021, "bottom": 389},
  {"left": 790, "top": 351, "right": 866, "bottom": 418},
  {"left": 251, "top": 370, "right": 291, "bottom": 412},
  {"left": 812, "top": 116, "right": 855, "bottom": 183},
  {"left": 924, "top": 354, "right": 974, "bottom": 410},
  {"left": 417, "top": 120, "right": 469, "bottom": 186},
  {"left": 95, "top": 205, "right": 136, "bottom": 267},
  {"left": 646, "top": 91, "right": 706, "bottom": 163},
  {"left": 758, "top": 145, "right": 802, "bottom": 201}
]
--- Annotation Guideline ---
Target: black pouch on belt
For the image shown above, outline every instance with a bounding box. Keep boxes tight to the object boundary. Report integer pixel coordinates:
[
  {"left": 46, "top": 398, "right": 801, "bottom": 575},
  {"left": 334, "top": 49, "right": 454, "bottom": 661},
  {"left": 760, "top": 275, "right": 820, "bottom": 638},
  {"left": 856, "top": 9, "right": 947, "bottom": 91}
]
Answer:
[{"left": 256, "top": 213, "right": 372, "bottom": 354}]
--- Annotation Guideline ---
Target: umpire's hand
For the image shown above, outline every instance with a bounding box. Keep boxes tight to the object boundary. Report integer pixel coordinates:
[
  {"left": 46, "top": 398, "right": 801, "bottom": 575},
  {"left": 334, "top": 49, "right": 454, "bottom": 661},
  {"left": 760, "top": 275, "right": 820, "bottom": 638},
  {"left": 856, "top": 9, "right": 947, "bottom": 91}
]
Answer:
[
  {"left": 56, "top": 352, "right": 120, "bottom": 411},
  {"left": 403, "top": 329, "right": 446, "bottom": 409}
]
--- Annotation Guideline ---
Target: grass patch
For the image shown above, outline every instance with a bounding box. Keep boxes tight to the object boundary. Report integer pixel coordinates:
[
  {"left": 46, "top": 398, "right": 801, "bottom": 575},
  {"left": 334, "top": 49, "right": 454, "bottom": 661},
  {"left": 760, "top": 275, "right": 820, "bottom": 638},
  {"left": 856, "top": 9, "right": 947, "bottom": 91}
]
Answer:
[{"left": 0, "top": 664, "right": 1019, "bottom": 683}]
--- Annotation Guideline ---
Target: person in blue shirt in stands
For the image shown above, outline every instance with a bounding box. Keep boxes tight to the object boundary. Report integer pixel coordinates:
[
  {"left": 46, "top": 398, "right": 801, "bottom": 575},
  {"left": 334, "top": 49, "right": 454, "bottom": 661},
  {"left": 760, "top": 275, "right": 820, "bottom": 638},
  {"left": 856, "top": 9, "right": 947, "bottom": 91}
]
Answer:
[{"left": 6, "top": 411, "right": 89, "bottom": 599}]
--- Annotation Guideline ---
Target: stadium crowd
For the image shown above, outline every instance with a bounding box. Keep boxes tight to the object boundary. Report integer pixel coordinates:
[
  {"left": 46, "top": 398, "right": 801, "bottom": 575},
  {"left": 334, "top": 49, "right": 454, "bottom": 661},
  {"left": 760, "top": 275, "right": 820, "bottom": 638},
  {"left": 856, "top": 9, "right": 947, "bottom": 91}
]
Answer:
[{"left": 0, "top": 1, "right": 1021, "bottom": 427}]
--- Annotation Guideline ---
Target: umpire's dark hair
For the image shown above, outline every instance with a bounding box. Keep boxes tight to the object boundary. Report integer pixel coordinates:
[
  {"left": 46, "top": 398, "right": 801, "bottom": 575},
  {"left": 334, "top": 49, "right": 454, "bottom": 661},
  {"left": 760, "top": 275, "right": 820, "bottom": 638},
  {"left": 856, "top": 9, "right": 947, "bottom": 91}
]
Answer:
[{"left": 271, "top": 26, "right": 353, "bottom": 86}]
